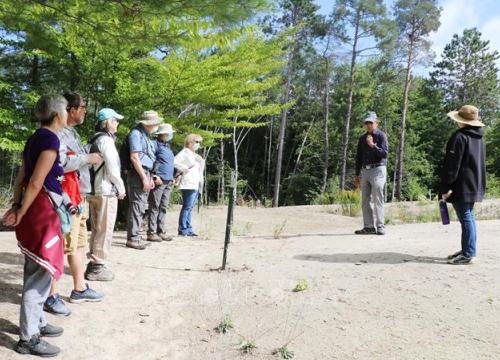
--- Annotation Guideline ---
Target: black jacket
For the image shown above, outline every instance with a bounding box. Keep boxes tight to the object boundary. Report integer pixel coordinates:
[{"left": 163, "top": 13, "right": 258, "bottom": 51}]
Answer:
[
  {"left": 355, "top": 129, "right": 388, "bottom": 176},
  {"left": 440, "top": 127, "right": 486, "bottom": 203}
]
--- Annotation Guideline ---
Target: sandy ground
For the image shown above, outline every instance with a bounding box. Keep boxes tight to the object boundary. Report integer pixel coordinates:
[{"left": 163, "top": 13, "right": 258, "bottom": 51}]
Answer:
[{"left": 0, "top": 205, "right": 499, "bottom": 360}]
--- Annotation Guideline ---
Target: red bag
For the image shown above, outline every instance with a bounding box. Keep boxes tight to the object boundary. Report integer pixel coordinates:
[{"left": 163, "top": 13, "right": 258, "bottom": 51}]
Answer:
[{"left": 61, "top": 151, "right": 82, "bottom": 206}]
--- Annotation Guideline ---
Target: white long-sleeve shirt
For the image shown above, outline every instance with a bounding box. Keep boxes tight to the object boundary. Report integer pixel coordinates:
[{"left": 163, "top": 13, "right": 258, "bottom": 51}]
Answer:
[
  {"left": 91, "top": 134, "right": 126, "bottom": 196},
  {"left": 174, "top": 148, "right": 205, "bottom": 191}
]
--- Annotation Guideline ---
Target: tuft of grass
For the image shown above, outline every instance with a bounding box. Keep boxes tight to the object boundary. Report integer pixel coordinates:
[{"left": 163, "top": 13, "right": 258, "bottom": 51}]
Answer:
[
  {"left": 272, "top": 345, "right": 294, "bottom": 359},
  {"left": 292, "top": 279, "right": 308, "bottom": 292},
  {"left": 215, "top": 316, "right": 234, "bottom": 334},
  {"left": 273, "top": 220, "right": 287, "bottom": 239},
  {"left": 240, "top": 339, "right": 257, "bottom": 354},
  {"left": 337, "top": 190, "right": 361, "bottom": 217}
]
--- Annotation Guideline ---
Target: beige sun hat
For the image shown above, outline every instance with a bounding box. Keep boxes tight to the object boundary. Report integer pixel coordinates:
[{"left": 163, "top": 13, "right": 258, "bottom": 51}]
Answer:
[
  {"left": 155, "top": 123, "right": 175, "bottom": 135},
  {"left": 137, "top": 110, "right": 163, "bottom": 126},
  {"left": 447, "top": 105, "right": 485, "bottom": 127}
]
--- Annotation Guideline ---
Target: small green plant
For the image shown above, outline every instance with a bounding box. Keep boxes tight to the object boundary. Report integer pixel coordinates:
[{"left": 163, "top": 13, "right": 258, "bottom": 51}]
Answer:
[
  {"left": 272, "top": 345, "right": 294, "bottom": 359},
  {"left": 273, "top": 220, "right": 287, "bottom": 239},
  {"left": 215, "top": 316, "right": 234, "bottom": 334},
  {"left": 243, "top": 221, "right": 253, "bottom": 234},
  {"left": 337, "top": 190, "right": 361, "bottom": 217},
  {"left": 292, "top": 279, "right": 308, "bottom": 292},
  {"left": 240, "top": 339, "right": 257, "bottom": 354}
]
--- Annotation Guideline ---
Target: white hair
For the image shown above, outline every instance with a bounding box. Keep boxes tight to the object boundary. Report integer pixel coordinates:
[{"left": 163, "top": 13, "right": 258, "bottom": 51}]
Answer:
[{"left": 34, "top": 95, "right": 68, "bottom": 125}]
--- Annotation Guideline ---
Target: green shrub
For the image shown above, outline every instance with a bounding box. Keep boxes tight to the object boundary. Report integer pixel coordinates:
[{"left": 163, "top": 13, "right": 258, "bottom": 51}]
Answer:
[
  {"left": 337, "top": 189, "right": 361, "bottom": 217},
  {"left": 312, "top": 177, "right": 340, "bottom": 205},
  {"left": 486, "top": 173, "right": 500, "bottom": 198}
]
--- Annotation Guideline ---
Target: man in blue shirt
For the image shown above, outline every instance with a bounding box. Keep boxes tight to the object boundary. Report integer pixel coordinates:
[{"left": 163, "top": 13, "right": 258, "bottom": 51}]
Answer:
[
  {"left": 354, "top": 111, "right": 388, "bottom": 235},
  {"left": 125, "top": 110, "right": 162, "bottom": 249},
  {"left": 147, "top": 124, "right": 176, "bottom": 242}
]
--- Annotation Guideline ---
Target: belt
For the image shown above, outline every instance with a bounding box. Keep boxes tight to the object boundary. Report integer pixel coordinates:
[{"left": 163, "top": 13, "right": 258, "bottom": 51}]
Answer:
[{"left": 362, "top": 163, "right": 384, "bottom": 170}]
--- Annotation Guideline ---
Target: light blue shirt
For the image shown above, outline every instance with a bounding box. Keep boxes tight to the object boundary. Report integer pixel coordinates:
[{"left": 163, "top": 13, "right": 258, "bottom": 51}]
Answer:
[{"left": 128, "top": 126, "right": 155, "bottom": 170}]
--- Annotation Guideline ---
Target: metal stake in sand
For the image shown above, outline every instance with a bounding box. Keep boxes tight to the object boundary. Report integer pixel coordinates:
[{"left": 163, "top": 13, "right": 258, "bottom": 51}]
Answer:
[{"left": 221, "top": 171, "right": 236, "bottom": 270}]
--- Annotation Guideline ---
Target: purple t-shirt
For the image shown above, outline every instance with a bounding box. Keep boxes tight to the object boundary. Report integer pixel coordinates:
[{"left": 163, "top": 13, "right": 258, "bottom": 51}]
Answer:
[{"left": 23, "top": 128, "right": 64, "bottom": 195}]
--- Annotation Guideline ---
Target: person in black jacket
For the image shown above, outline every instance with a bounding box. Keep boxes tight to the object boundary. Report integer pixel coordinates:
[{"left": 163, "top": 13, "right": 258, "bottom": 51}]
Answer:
[{"left": 441, "top": 105, "right": 486, "bottom": 265}]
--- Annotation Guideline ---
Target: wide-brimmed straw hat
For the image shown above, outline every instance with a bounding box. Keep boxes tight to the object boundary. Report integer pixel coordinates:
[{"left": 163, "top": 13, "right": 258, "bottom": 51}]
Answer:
[
  {"left": 447, "top": 105, "right": 485, "bottom": 127},
  {"left": 155, "top": 123, "right": 175, "bottom": 135},
  {"left": 137, "top": 110, "right": 163, "bottom": 126}
]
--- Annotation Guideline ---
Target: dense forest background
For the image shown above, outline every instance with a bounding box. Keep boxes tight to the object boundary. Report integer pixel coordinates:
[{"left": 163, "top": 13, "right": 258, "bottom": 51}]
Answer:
[{"left": 1, "top": 0, "right": 499, "bottom": 207}]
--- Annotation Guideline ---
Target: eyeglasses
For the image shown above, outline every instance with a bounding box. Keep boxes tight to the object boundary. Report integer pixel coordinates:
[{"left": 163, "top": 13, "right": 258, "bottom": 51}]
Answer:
[
  {"left": 195, "top": 141, "right": 201, "bottom": 143},
  {"left": 66, "top": 104, "right": 87, "bottom": 111}
]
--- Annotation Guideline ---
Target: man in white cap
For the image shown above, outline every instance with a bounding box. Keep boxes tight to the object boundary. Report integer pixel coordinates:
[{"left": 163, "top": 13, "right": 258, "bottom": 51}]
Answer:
[
  {"left": 354, "top": 111, "right": 388, "bottom": 235},
  {"left": 124, "top": 110, "right": 162, "bottom": 249},
  {"left": 147, "top": 123, "right": 176, "bottom": 242}
]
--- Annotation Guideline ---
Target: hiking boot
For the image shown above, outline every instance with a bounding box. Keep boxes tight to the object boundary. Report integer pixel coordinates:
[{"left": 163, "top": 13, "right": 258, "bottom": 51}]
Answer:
[
  {"left": 15, "top": 335, "right": 60, "bottom": 357},
  {"left": 126, "top": 240, "right": 149, "bottom": 250},
  {"left": 354, "top": 227, "right": 377, "bottom": 235},
  {"left": 85, "top": 262, "right": 115, "bottom": 282},
  {"left": 159, "top": 233, "right": 174, "bottom": 242},
  {"left": 447, "top": 254, "right": 474, "bottom": 265},
  {"left": 39, "top": 324, "right": 63, "bottom": 337},
  {"left": 376, "top": 228, "right": 386, "bottom": 235},
  {"left": 69, "top": 284, "right": 104, "bottom": 304},
  {"left": 44, "top": 293, "right": 71, "bottom": 317},
  {"left": 187, "top": 232, "right": 198, "bottom": 237},
  {"left": 447, "top": 250, "right": 462, "bottom": 260},
  {"left": 147, "top": 233, "right": 162, "bottom": 242}
]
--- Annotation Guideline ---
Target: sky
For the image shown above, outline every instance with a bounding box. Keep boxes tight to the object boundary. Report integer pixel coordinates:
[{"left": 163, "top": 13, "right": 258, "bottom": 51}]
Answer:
[{"left": 314, "top": 0, "right": 500, "bottom": 73}]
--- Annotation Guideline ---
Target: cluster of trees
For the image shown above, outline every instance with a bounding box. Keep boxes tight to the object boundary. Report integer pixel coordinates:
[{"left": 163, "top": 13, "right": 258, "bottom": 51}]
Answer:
[{"left": 0, "top": 0, "right": 499, "bottom": 206}]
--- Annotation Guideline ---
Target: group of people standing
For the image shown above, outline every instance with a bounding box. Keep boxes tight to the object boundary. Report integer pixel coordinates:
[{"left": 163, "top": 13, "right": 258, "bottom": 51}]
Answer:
[{"left": 2, "top": 92, "right": 205, "bottom": 357}]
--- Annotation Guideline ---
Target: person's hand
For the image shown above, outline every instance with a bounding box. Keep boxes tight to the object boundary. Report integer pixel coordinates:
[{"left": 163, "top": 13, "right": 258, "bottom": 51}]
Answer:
[
  {"left": 2, "top": 207, "right": 25, "bottom": 227},
  {"left": 142, "top": 177, "right": 153, "bottom": 191},
  {"left": 354, "top": 176, "right": 361, "bottom": 189},
  {"left": 153, "top": 176, "right": 163, "bottom": 186},
  {"left": 366, "top": 135, "right": 375, "bottom": 147},
  {"left": 87, "top": 153, "right": 103, "bottom": 165},
  {"left": 117, "top": 193, "right": 126, "bottom": 200},
  {"left": 442, "top": 191, "right": 451, "bottom": 200}
]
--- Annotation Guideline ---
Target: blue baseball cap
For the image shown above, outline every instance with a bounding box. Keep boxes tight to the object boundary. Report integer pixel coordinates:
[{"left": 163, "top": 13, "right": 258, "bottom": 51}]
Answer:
[
  {"left": 363, "top": 111, "right": 378, "bottom": 123},
  {"left": 97, "top": 108, "right": 124, "bottom": 122}
]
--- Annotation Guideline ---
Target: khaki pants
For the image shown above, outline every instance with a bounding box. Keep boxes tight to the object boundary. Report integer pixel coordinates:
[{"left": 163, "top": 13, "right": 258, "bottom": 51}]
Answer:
[
  {"left": 64, "top": 197, "right": 88, "bottom": 255},
  {"left": 88, "top": 195, "right": 118, "bottom": 265}
]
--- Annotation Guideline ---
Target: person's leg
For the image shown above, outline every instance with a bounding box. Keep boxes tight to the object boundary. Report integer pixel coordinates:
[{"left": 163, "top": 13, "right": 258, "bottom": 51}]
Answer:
[
  {"left": 372, "top": 166, "right": 387, "bottom": 233},
  {"left": 452, "top": 202, "right": 466, "bottom": 255},
  {"left": 68, "top": 199, "right": 89, "bottom": 292},
  {"left": 458, "top": 202, "right": 477, "bottom": 258},
  {"left": 148, "top": 185, "right": 163, "bottom": 235},
  {"left": 361, "top": 169, "right": 374, "bottom": 229},
  {"left": 127, "top": 172, "right": 147, "bottom": 242},
  {"left": 157, "top": 184, "right": 172, "bottom": 235},
  {"left": 186, "top": 191, "right": 198, "bottom": 234},
  {"left": 88, "top": 195, "right": 103, "bottom": 264},
  {"left": 179, "top": 190, "right": 196, "bottom": 235},
  {"left": 20, "top": 257, "right": 53, "bottom": 341}
]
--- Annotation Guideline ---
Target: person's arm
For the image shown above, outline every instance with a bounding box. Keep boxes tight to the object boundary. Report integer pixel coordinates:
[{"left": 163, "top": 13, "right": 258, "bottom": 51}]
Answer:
[
  {"left": 174, "top": 149, "right": 190, "bottom": 173},
  {"left": 59, "top": 136, "right": 101, "bottom": 172},
  {"left": 440, "top": 132, "right": 466, "bottom": 195},
  {"left": 99, "top": 137, "right": 126, "bottom": 196},
  {"left": 3, "top": 150, "right": 57, "bottom": 226},
  {"left": 128, "top": 130, "right": 152, "bottom": 191},
  {"left": 370, "top": 132, "right": 388, "bottom": 159}
]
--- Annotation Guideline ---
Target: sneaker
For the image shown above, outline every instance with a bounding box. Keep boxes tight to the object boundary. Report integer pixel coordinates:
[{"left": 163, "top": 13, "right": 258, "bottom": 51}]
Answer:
[
  {"left": 376, "top": 228, "right": 386, "bottom": 235},
  {"left": 44, "top": 294, "right": 72, "bottom": 317},
  {"left": 85, "top": 263, "right": 115, "bottom": 282},
  {"left": 447, "top": 250, "right": 462, "bottom": 260},
  {"left": 354, "top": 227, "right": 377, "bottom": 235},
  {"left": 447, "top": 254, "right": 474, "bottom": 265},
  {"left": 147, "top": 233, "right": 162, "bottom": 242},
  {"left": 159, "top": 233, "right": 174, "bottom": 242},
  {"left": 69, "top": 284, "right": 104, "bottom": 304},
  {"left": 126, "top": 240, "right": 148, "bottom": 250},
  {"left": 15, "top": 335, "right": 60, "bottom": 357},
  {"left": 187, "top": 232, "right": 198, "bottom": 237},
  {"left": 39, "top": 323, "right": 63, "bottom": 337}
]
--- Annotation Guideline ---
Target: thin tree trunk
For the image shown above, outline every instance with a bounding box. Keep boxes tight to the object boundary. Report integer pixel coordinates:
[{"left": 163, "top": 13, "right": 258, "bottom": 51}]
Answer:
[
  {"left": 218, "top": 139, "right": 225, "bottom": 203},
  {"left": 339, "top": 8, "right": 361, "bottom": 190},
  {"left": 394, "top": 32, "right": 415, "bottom": 200},
  {"left": 321, "top": 57, "right": 331, "bottom": 194},
  {"left": 266, "top": 117, "right": 273, "bottom": 198},
  {"left": 293, "top": 120, "right": 315, "bottom": 175}
]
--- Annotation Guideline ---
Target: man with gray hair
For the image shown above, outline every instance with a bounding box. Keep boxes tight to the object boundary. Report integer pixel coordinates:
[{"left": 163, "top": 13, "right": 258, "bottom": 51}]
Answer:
[{"left": 354, "top": 111, "right": 388, "bottom": 235}]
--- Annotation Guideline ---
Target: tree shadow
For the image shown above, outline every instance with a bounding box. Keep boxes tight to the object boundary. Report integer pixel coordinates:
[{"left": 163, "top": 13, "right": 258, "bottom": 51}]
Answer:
[
  {"left": 0, "top": 318, "right": 19, "bottom": 351},
  {"left": 294, "top": 252, "right": 448, "bottom": 265},
  {"left": 0, "top": 278, "right": 22, "bottom": 305}
]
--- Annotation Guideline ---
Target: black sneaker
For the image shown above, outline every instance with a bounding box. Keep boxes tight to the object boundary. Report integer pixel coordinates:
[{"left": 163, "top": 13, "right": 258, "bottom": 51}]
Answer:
[
  {"left": 15, "top": 335, "right": 60, "bottom": 357},
  {"left": 447, "top": 254, "right": 474, "bottom": 265},
  {"left": 447, "top": 250, "right": 462, "bottom": 260},
  {"left": 187, "top": 232, "right": 198, "bottom": 237},
  {"left": 39, "top": 324, "right": 63, "bottom": 337},
  {"left": 376, "top": 228, "right": 386, "bottom": 235},
  {"left": 354, "top": 227, "right": 377, "bottom": 235}
]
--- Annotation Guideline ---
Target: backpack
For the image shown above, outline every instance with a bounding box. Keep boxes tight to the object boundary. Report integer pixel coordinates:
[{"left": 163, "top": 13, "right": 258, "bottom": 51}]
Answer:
[
  {"left": 88, "top": 132, "right": 108, "bottom": 195},
  {"left": 119, "top": 132, "right": 132, "bottom": 172}
]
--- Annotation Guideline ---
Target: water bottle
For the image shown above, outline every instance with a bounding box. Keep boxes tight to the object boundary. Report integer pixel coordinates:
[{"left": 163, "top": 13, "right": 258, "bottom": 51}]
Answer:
[{"left": 439, "top": 200, "right": 450, "bottom": 225}]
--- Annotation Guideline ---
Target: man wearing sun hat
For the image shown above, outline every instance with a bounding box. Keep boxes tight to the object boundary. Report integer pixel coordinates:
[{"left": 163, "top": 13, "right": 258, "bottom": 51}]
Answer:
[
  {"left": 441, "top": 105, "right": 486, "bottom": 265},
  {"left": 147, "top": 123, "right": 176, "bottom": 242},
  {"left": 354, "top": 111, "right": 389, "bottom": 236},
  {"left": 125, "top": 110, "right": 162, "bottom": 250}
]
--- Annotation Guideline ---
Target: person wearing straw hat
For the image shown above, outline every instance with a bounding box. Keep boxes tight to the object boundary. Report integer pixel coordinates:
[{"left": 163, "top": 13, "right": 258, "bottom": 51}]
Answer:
[
  {"left": 354, "top": 111, "right": 388, "bottom": 236},
  {"left": 85, "top": 108, "right": 126, "bottom": 281},
  {"left": 125, "top": 110, "right": 162, "bottom": 250},
  {"left": 441, "top": 105, "right": 486, "bottom": 265},
  {"left": 147, "top": 123, "right": 176, "bottom": 242}
]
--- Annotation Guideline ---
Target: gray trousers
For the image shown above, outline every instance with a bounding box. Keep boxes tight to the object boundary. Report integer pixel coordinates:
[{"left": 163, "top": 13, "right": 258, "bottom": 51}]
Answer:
[
  {"left": 126, "top": 170, "right": 150, "bottom": 241},
  {"left": 361, "top": 166, "right": 387, "bottom": 230},
  {"left": 148, "top": 182, "right": 172, "bottom": 235},
  {"left": 20, "top": 256, "right": 52, "bottom": 341}
]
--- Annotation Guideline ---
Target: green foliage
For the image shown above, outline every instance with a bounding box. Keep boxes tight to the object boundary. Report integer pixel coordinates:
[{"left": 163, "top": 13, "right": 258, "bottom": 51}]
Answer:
[
  {"left": 239, "top": 339, "right": 257, "bottom": 354},
  {"left": 273, "top": 220, "right": 287, "bottom": 239},
  {"left": 313, "top": 176, "right": 341, "bottom": 205},
  {"left": 272, "top": 345, "right": 295, "bottom": 359},
  {"left": 215, "top": 316, "right": 234, "bottom": 334},
  {"left": 337, "top": 190, "right": 361, "bottom": 217},
  {"left": 486, "top": 174, "right": 500, "bottom": 198},
  {"left": 292, "top": 279, "right": 308, "bottom": 292}
]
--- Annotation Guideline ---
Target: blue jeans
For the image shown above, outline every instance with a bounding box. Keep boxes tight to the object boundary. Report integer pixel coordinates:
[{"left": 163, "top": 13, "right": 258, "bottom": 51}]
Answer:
[
  {"left": 452, "top": 202, "right": 477, "bottom": 258},
  {"left": 178, "top": 190, "right": 198, "bottom": 235}
]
